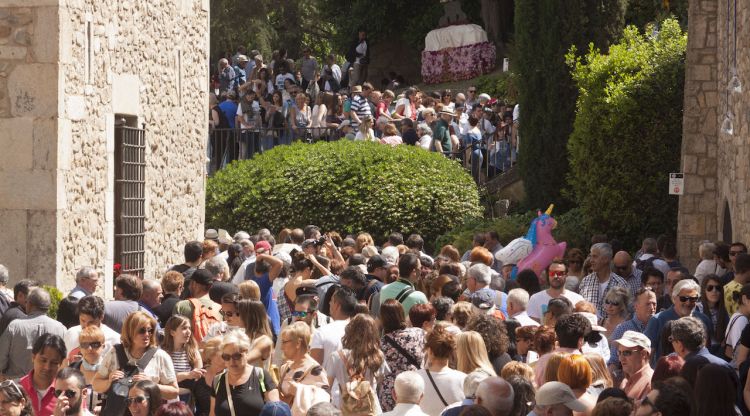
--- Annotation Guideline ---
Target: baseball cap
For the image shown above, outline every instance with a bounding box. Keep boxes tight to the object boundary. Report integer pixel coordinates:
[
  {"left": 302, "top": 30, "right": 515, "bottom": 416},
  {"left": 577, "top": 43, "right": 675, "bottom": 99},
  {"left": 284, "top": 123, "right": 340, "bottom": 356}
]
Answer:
[
  {"left": 470, "top": 289, "right": 494, "bottom": 310},
  {"left": 367, "top": 255, "right": 389, "bottom": 273},
  {"left": 535, "top": 381, "right": 588, "bottom": 412},
  {"left": 191, "top": 269, "right": 214, "bottom": 287},
  {"left": 614, "top": 330, "right": 651, "bottom": 351},
  {"left": 255, "top": 240, "right": 272, "bottom": 253}
]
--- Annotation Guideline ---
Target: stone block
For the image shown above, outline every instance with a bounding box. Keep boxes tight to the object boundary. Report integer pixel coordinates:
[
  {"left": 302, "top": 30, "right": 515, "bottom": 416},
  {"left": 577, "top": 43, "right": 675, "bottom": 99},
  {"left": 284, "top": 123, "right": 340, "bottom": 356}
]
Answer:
[
  {"left": 0, "top": 117, "right": 34, "bottom": 170},
  {"left": 111, "top": 73, "right": 141, "bottom": 115},
  {"left": 32, "top": 7, "right": 59, "bottom": 63},
  {"left": 33, "top": 117, "right": 57, "bottom": 170},
  {"left": 0, "top": 169, "right": 56, "bottom": 210},
  {"left": 26, "top": 209, "right": 57, "bottom": 285},
  {"left": 686, "top": 175, "right": 705, "bottom": 194},
  {"left": 0, "top": 45, "right": 27, "bottom": 60},
  {"left": 66, "top": 95, "right": 85, "bottom": 120},
  {"left": 684, "top": 154, "right": 698, "bottom": 174},
  {"left": 2, "top": 0, "right": 59, "bottom": 6},
  {"left": 0, "top": 209, "right": 28, "bottom": 281},
  {"left": 8, "top": 63, "right": 58, "bottom": 117},
  {"left": 681, "top": 213, "right": 707, "bottom": 235}
]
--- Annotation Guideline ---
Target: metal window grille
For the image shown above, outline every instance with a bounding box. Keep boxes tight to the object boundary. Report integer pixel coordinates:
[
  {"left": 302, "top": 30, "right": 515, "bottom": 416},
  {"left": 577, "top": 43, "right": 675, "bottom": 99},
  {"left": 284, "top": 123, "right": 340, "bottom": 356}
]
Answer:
[{"left": 114, "top": 123, "right": 146, "bottom": 277}]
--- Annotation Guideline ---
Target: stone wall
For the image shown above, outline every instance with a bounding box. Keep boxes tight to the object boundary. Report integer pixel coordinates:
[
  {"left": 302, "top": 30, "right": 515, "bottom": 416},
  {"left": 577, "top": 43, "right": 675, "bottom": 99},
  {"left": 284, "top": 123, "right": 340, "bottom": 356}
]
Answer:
[
  {"left": 0, "top": 0, "right": 208, "bottom": 296},
  {"left": 679, "top": 0, "right": 750, "bottom": 270},
  {"left": 0, "top": 3, "right": 60, "bottom": 287}
]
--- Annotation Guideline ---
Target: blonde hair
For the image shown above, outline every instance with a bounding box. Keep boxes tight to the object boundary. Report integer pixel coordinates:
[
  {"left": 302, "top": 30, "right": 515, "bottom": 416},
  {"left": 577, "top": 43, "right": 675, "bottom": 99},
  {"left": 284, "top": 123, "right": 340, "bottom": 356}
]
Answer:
[
  {"left": 584, "top": 353, "right": 613, "bottom": 389},
  {"left": 79, "top": 325, "right": 105, "bottom": 344},
  {"left": 281, "top": 321, "right": 312, "bottom": 350},
  {"left": 221, "top": 329, "right": 252, "bottom": 352},
  {"left": 543, "top": 353, "right": 568, "bottom": 383},
  {"left": 355, "top": 233, "right": 375, "bottom": 253},
  {"left": 456, "top": 331, "right": 496, "bottom": 376},
  {"left": 121, "top": 311, "right": 158, "bottom": 351},
  {"left": 200, "top": 337, "right": 223, "bottom": 365},
  {"left": 500, "top": 361, "right": 534, "bottom": 383},
  {"left": 238, "top": 280, "right": 261, "bottom": 301},
  {"left": 451, "top": 301, "right": 475, "bottom": 329}
]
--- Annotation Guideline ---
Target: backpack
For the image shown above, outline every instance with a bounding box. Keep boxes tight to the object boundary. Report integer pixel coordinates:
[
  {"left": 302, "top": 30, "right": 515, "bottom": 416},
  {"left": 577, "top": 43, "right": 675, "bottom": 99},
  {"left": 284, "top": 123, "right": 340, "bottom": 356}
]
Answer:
[
  {"left": 338, "top": 351, "right": 378, "bottom": 416},
  {"left": 189, "top": 298, "right": 222, "bottom": 343},
  {"left": 635, "top": 256, "right": 657, "bottom": 272},
  {"left": 101, "top": 345, "right": 158, "bottom": 416}
]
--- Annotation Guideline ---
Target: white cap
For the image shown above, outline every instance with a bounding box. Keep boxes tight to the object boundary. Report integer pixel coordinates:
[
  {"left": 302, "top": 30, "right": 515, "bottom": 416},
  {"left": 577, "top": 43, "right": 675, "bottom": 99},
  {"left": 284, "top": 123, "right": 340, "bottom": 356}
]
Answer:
[{"left": 535, "top": 381, "right": 588, "bottom": 412}]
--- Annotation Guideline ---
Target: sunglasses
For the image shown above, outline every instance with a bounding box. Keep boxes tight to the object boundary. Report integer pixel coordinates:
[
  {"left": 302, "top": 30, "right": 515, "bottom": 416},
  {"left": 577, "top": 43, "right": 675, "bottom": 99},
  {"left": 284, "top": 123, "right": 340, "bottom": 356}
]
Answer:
[
  {"left": 137, "top": 327, "right": 155, "bottom": 335},
  {"left": 678, "top": 295, "right": 699, "bottom": 303},
  {"left": 54, "top": 389, "right": 77, "bottom": 399},
  {"left": 549, "top": 271, "right": 566, "bottom": 278},
  {"left": 80, "top": 341, "right": 103, "bottom": 350},
  {"left": 605, "top": 300, "right": 621, "bottom": 306},
  {"left": 0, "top": 380, "right": 23, "bottom": 398},
  {"left": 220, "top": 310, "right": 237, "bottom": 318},
  {"left": 706, "top": 284, "right": 722, "bottom": 293},
  {"left": 125, "top": 396, "right": 149, "bottom": 405},
  {"left": 292, "top": 311, "right": 309, "bottom": 318},
  {"left": 468, "top": 90, "right": 476, "bottom": 93},
  {"left": 221, "top": 351, "right": 246, "bottom": 362},
  {"left": 619, "top": 349, "right": 640, "bottom": 357},
  {"left": 730, "top": 251, "right": 745, "bottom": 256}
]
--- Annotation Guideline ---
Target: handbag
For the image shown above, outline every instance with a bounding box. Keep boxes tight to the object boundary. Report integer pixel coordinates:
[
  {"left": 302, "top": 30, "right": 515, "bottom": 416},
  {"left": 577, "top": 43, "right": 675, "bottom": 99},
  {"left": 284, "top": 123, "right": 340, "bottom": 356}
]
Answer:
[{"left": 101, "top": 345, "right": 158, "bottom": 416}]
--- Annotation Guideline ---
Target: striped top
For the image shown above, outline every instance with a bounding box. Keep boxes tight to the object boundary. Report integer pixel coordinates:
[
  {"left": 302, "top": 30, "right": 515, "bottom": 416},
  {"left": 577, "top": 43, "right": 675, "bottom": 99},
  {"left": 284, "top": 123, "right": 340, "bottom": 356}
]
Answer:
[{"left": 170, "top": 350, "right": 192, "bottom": 374}]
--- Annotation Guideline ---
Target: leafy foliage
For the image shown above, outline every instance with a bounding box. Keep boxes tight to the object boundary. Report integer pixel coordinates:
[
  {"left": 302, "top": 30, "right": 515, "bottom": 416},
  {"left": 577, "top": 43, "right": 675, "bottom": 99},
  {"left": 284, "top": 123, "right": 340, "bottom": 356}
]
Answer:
[
  {"left": 474, "top": 71, "right": 519, "bottom": 103},
  {"left": 566, "top": 19, "right": 686, "bottom": 248},
  {"left": 514, "top": 0, "right": 626, "bottom": 212},
  {"left": 625, "top": 0, "right": 688, "bottom": 29},
  {"left": 435, "top": 208, "right": 590, "bottom": 254},
  {"left": 206, "top": 141, "right": 482, "bottom": 244},
  {"left": 43, "top": 285, "right": 63, "bottom": 319}
]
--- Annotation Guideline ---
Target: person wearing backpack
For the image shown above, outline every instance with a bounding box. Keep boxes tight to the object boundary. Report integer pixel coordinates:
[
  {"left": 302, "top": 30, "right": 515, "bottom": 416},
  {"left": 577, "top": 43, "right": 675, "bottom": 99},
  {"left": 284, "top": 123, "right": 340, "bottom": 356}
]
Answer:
[
  {"left": 93, "top": 312, "right": 179, "bottom": 416},
  {"left": 172, "top": 270, "right": 222, "bottom": 344},
  {"left": 325, "top": 314, "right": 389, "bottom": 415}
]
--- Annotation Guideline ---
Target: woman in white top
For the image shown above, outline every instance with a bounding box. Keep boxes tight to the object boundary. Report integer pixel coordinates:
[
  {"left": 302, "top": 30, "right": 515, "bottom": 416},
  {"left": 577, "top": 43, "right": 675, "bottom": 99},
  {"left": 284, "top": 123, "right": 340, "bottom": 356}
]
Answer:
[
  {"left": 325, "top": 314, "right": 389, "bottom": 414},
  {"left": 354, "top": 116, "right": 376, "bottom": 141},
  {"left": 724, "top": 281, "right": 750, "bottom": 366},
  {"left": 417, "top": 324, "right": 466, "bottom": 416},
  {"left": 417, "top": 123, "right": 433, "bottom": 150},
  {"left": 310, "top": 93, "right": 327, "bottom": 138}
]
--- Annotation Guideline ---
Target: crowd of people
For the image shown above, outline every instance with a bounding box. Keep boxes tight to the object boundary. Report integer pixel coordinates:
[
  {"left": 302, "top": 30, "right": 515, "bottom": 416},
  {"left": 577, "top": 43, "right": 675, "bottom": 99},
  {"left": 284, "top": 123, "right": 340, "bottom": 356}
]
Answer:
[
  {"left": 0, "top": 230, "right": 747, "bottom": 416},
  {"left": 209, "top": 38, "right": 519, "bottom": 183}
]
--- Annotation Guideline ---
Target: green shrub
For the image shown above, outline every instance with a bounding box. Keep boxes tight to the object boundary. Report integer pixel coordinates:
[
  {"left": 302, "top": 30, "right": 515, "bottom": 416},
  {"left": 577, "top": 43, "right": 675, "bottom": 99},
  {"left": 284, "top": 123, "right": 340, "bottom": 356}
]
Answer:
[
  {"left": 44, "top": 285, "right": 63, "bottom": 319},
  {"left": 474, "top": 72, "right": 519, "bottom": 103},
  {"left": 566, "top": 18, "right": 686, "bottom": 248},
  {"left": 625, "top": 0, "right": 688, "bottom": 29},
  {"left": 206, "top": 141, "right": 482, "bottom": 244}
]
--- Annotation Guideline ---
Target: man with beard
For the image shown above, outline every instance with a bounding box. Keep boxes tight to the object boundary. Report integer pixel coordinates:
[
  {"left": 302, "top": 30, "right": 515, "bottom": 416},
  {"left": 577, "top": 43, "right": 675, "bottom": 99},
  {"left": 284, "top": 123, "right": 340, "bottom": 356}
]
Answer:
[
  {"left": 527, "top": 260, "right": 584, "bottom": 322},
  {"left": 52, "top": 367, "right": 94, "bottom": 416}
]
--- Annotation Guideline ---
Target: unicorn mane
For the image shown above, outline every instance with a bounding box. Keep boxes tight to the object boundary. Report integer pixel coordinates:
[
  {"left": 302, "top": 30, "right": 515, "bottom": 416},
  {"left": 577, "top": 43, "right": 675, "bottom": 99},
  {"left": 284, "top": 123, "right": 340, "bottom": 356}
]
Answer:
[{"left": 524, "top": 214, "right": 551, "bottom": 247}]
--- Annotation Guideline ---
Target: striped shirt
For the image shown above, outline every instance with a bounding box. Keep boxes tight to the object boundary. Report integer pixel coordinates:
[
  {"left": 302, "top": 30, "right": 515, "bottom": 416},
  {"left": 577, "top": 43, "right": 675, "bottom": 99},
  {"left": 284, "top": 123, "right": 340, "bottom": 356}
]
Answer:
[
  {"left": 170, "top": 350, "right": 192, "bottom": 375},
  {"left": 350, "top": 94, "right": 371, "bottom": 130}
]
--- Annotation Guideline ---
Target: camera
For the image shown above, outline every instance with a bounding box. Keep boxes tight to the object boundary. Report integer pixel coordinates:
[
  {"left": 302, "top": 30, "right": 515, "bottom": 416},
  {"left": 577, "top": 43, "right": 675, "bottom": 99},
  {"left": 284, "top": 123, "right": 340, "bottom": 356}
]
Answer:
[{"left": 314, "top": 236, "right": 327, "bottom": 246}]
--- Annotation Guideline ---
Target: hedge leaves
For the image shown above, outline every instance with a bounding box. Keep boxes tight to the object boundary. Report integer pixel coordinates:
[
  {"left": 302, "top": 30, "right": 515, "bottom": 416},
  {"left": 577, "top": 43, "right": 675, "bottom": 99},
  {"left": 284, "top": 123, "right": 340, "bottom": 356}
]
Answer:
[{"left": 206, "top": 141, "right": 481, "bottom": 243}]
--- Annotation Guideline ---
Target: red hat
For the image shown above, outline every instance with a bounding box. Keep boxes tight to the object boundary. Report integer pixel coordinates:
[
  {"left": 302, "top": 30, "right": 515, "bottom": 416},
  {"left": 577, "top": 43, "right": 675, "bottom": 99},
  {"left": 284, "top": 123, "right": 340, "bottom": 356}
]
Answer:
[{"left": 255, "top": 240, "right": 272, "bottom": 253}]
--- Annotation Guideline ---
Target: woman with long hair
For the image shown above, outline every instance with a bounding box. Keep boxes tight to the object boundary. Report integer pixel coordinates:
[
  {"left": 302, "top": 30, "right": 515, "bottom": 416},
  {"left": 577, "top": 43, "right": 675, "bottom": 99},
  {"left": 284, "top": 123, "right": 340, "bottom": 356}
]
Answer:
[
  {"left": 697, "top": 274, "right": 730, "bottom": 356},
  {"left": 696, "top": 363, "right": 741, "bottom": 416},
  {"left": 723, "top": 282, "right": 750, "bottom": 366},
  {"left": 326, "top": 314, "right": 388, "bottom": 414},
  {"left": 557, "top": 354, "right": 597, "bottom": 415},
  {"left": 379, "top": 299, "right": 426, "bottom": 412},
  {"left": 0, "top": 379, "right": 34, "bottom": 416},
  {"left": 455, "top": 331, "right": 496, "bottom": 377},
  {"left": 466, "top": 314, "right": 511, "bottom": 375},
  {"left": 417, "top": 324, "right": 466, "bottom": 416},
  {"left": 583, "top": 353, "right": 613, "bottom": 396},
  {"left": 161, "top": 316, "right": 203, "bottom": 404},
  {"left": 354, "top": 117, "right": 375, "bottom": 142},
  {"left": 126, "top": 380, "right": 163, "bottom": 416},
  {"left": 237, "top": 299, "right": 274, "bottom": 372},
  {"left": 600, "top": 287, "right": 631, "bottom": 337}
]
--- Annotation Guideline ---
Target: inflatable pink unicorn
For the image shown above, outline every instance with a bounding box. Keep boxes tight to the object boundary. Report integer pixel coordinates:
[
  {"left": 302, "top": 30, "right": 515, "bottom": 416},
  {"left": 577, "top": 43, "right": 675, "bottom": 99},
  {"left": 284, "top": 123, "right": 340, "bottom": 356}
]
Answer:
[{"left": 515, "top": 205, "right": 567, "bottom": 278}]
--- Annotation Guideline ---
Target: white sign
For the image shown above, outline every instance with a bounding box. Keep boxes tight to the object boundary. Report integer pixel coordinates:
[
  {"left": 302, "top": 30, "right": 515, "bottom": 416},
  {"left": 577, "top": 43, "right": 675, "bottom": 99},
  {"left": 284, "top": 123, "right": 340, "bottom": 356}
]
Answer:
[
  {"left": 669, "top": 173, "right": 684, "bottom": 195},
  {"left": 503, "top": 58, "right": 509, "bottom": 72}
]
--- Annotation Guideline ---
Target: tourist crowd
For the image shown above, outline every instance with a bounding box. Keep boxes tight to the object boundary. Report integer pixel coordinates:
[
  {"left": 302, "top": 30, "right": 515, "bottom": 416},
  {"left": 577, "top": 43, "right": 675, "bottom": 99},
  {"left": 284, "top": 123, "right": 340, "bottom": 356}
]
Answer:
[
  {"left": 209, "top": 39, "right": 519, "bottom": 182},
  {"left": 0, "top": 229, "right": 748, "bottom": 416}
]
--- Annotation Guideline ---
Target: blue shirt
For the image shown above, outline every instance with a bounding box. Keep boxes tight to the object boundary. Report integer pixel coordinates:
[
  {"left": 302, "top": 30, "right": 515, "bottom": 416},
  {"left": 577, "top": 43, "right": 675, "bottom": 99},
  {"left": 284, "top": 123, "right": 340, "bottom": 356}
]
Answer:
[
  {"left": 218, "top": 100, "right": 238, "bottom": 129},
  {"left": 608, "top": 317, "right": 648, "bottom": 366},
  {"left": 644, "top": 306, "right": 713, "bottom": 367},
  {"left": 254, "top": 273, "right": 280, "bottom": 337}
]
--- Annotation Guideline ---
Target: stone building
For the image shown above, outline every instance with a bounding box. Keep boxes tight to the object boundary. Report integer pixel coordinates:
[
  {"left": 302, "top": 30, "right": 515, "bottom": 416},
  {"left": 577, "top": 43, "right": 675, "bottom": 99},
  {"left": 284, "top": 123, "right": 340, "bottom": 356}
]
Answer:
[
  {"left": 678, "top": 0, "right": 749, "bottom": 270},
  {"left": 0, "top": 0, "right": 209, "bottom": 296}
]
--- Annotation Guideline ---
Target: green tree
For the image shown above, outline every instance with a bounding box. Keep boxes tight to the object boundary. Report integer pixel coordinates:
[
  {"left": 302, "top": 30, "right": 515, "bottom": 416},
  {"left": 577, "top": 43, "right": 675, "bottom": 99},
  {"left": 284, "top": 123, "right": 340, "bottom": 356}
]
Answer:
[
  {"left": 566, "top": 19, "right": 686, "bottom": 247},
  {"left": 514, "top": 0, "right": 626, "bottom": 212}
]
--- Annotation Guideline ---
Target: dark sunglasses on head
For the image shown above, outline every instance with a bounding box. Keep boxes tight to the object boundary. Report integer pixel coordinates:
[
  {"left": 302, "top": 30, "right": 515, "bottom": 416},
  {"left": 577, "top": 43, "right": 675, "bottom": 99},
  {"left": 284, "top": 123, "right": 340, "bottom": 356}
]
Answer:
[
  {"left": 126, "top": 395, "right": 149, "bottom": 405},
  {"left": 679, "top": 295, "right": 699, "bottom": 303},
  {"left": 0, "top": 380, "right": 23, "bottom": 398},
  {"left": 706, "top": 284, "right": 722, "bottom": 293},
  {"left": 221, "top": 352, "right": 245, "bottom": 362},
  {"left": 55, "top": 389, "right": 77, "bottom": 399},
  {"left": 80, "top": 341, "right": 103, "bottom": 350},
  {"left": 137, "top": 327, "right": 154, "bottom": 335}
]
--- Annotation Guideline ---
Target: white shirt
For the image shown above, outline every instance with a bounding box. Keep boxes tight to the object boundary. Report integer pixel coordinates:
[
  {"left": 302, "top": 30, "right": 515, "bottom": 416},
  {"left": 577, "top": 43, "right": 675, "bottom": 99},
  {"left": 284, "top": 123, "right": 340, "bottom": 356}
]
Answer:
[
  {"left": 511, "top": 311, "right": 539, "bottom": 327},
  {"left": 64, "top": 324, "right": 121, "bottom": 354},
  {"left": 418, "top": 135, "right": 432, "bottom": 150},
  {"left": 310, "top": 319, "right": 349, "bottom": 369},
  {"left": 231, "top": 256, "right": 255, "bottom": 284},
  {"left": 384, "top": 403, "right": 430, "bottom": 416},
  {"left": 355, "top": 129, "right": 376, "bottom": 141},
  {"left": 527, "top": 289, "right": 584, "bottom": 321},
  {"left": 416, "top": 368, "right": 466, "bottom": 416},
  {"left": 726, "top": 312, "right": 748, "bottom": 351}
]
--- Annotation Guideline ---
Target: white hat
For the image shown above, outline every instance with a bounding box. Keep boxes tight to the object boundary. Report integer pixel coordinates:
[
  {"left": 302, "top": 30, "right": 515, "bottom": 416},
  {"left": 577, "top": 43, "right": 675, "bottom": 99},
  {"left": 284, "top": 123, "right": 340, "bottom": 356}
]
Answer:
[
  {"left": 614, "top": 330, "right": 651, "bottom": 351},
  {"left": 478, "top": 93, "right": 491, "bottom": 102},
  {"left": 535, "top": 382, "right": 588, "bottom": 412},
  {"left": 577, "top": 312, "right": 606, "bottom": 332},
  {"left": 217, "top": 229, "right": 233, "bottom": 245}
]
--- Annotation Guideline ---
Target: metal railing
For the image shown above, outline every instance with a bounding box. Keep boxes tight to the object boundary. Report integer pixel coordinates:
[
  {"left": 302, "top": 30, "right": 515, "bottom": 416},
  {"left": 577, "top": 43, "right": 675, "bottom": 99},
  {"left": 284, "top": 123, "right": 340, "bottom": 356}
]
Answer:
[{"left": 207, "top": 124, "right": 518, "bottom": 186}]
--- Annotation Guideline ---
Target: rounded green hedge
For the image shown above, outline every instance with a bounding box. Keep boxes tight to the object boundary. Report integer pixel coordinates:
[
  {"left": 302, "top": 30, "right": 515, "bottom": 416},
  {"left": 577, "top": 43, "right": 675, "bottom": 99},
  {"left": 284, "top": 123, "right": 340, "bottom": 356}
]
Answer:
[{"left": 206, "top": 141, "right": 482, "bottom": 243}]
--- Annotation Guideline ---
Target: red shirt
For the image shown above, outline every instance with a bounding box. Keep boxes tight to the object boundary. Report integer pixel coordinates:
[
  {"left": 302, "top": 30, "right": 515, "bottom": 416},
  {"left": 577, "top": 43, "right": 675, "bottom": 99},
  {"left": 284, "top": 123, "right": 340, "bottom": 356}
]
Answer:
[{"left": 20, "top": 370, "right": 57, "bottom": 416}]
